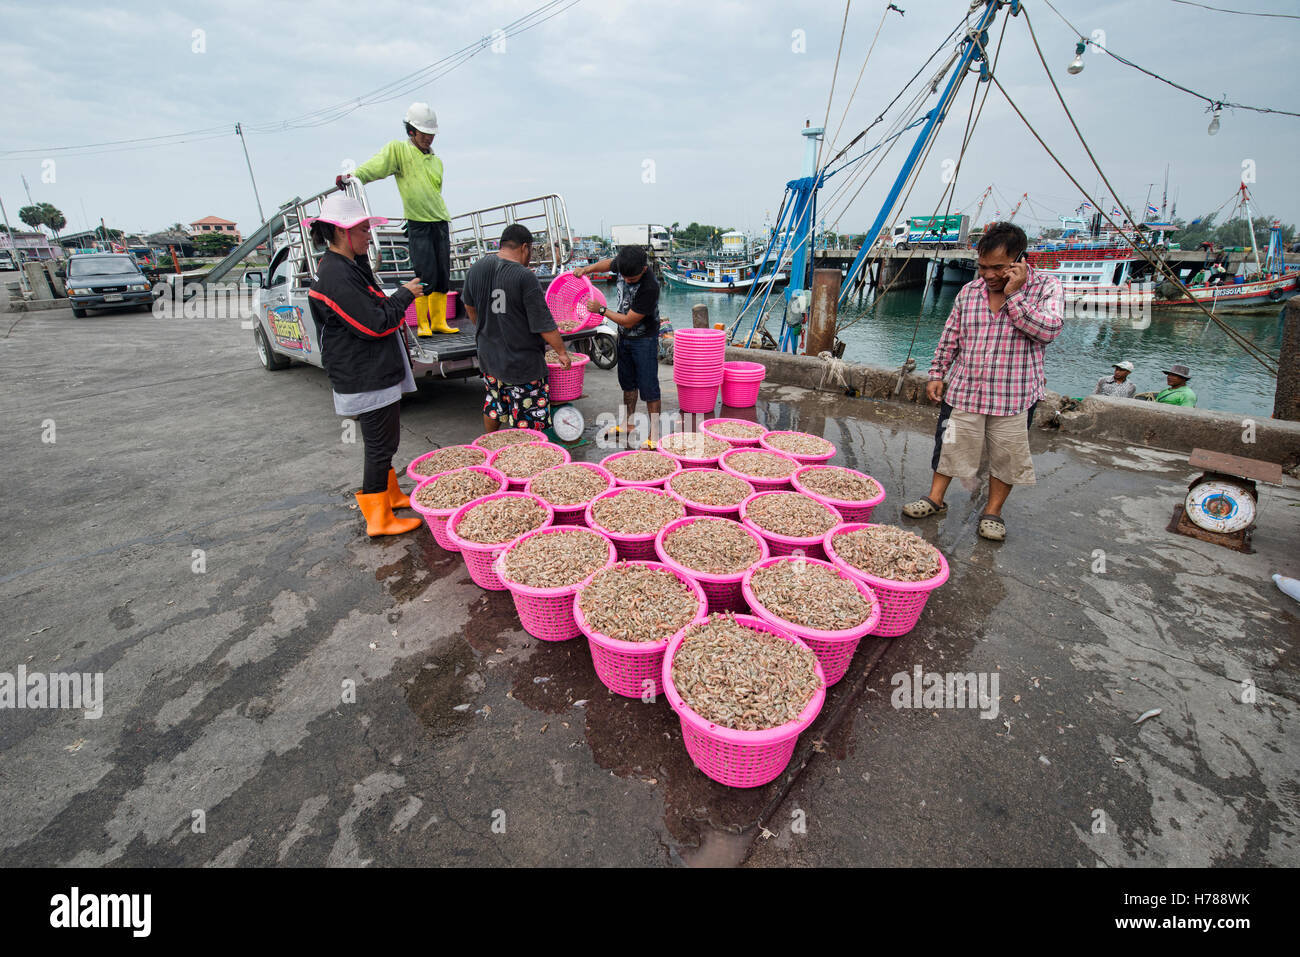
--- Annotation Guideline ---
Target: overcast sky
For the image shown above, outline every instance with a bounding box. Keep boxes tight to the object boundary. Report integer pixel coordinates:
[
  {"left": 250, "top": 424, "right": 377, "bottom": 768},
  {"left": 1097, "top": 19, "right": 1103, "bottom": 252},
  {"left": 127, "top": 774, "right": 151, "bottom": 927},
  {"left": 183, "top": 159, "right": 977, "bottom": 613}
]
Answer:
[{"left": 2, "top": 0, "right": 1297, "bottom": 243}]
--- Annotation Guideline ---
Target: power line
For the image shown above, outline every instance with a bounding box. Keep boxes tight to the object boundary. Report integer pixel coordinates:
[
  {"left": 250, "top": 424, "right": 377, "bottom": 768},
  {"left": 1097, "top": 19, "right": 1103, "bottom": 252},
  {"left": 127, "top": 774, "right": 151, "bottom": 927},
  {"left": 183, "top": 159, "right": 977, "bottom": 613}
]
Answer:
[
  {"left": 1041, "top": 0, "right": 1300, "bottom": 118},
  {"left": 1167, "top": 0, "right": 1300, "bottom": 18}
]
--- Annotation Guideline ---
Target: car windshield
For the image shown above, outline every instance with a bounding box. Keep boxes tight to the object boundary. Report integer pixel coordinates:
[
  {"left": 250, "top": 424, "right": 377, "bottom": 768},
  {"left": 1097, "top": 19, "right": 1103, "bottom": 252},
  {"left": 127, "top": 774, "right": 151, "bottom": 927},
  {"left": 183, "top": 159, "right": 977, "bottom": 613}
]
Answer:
[{"left": 68, "top": 256, "right": 140, "bottom": 278}]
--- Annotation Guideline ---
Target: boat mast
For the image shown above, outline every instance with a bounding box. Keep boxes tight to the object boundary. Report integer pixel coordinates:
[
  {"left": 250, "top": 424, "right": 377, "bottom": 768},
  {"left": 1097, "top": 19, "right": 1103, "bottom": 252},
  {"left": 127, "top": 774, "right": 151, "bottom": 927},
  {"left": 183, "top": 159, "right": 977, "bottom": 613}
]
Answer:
[
  {"left": 1161, "top": 164, "right": 1169, "bottom": 220},
  {"left": 1242, "top": 183, "right": 1262, "bottom": 275},
  {"left": 837, "top": 0, "right": 1006, "bottom": 304}
]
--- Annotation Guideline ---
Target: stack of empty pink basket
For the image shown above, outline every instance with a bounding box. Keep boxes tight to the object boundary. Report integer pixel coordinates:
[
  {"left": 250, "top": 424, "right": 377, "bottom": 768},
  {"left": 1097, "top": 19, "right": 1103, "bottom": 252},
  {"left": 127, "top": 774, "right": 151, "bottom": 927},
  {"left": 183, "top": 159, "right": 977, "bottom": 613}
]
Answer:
[
  {"left": 721, "top": 361, "right": 766, "bottom": 408},
  {"left": 672, "top": 328, "right": 727, "bottom": 413}
]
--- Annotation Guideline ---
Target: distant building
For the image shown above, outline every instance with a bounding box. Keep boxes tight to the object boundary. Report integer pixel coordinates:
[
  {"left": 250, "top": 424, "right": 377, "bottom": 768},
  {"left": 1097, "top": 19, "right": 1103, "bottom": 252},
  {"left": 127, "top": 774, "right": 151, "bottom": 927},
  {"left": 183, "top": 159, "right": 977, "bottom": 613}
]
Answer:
[
  {"left": 0, "top": 229, "right": 62, "bottom": 261},
  {"left": 190, "top": 216, "right": 241, "bottom": 242}
]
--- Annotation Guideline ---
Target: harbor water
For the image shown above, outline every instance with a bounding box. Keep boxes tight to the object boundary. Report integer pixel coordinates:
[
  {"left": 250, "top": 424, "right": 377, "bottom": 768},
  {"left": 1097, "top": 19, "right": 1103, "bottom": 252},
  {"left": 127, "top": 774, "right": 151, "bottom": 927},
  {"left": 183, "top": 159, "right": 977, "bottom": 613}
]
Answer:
[{"left": 656, "top": 279, "right": 1285, "bottom": 418}]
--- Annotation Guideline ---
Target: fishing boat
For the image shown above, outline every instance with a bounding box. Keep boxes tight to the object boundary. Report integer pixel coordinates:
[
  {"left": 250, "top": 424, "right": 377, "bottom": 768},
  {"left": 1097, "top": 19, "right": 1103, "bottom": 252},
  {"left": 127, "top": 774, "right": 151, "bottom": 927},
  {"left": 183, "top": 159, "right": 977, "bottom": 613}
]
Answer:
[{"left": 662, "top": 257, "right": 790, "bottom": 292}]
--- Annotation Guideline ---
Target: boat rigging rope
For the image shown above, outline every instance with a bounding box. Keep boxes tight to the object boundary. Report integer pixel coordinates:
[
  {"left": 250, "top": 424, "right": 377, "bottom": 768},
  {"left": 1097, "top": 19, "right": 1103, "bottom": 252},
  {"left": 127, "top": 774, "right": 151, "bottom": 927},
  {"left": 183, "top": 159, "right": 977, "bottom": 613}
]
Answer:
[
  {"left": 993, "top": 9, "right": 1278, "bottom": 375},
  {"left": 825, "top": 3, "right": 895, "bottom": 161},
  {"left": 816, "top": 0, "right": 853, "bottom": 174},
  {"left": 836, "top": 11, "right": 1009, "bottom": 340}
]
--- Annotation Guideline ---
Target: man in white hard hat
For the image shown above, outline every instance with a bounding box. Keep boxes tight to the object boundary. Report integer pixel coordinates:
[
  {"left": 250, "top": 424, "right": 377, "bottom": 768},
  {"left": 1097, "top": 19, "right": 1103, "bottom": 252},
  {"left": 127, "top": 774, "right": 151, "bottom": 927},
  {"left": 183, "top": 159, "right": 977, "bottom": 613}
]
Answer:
[
  {"left": 1093, "top": 360, "right": 1136, "bottom": 398},
  {"left": 339, "top": 102, "right": 456, "bottom": 336}
]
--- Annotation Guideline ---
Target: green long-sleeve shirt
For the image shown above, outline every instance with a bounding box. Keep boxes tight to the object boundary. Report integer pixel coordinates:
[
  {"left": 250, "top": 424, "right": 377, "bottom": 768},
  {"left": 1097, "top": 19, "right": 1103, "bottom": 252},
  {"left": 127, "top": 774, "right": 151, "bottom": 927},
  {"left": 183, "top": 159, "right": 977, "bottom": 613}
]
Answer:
[
  {"left": 1155, "top": 384, "right": 1197, "bottom": 407},
  {"left": 353, "top": 139, "right": 449, "bottom": 223}
]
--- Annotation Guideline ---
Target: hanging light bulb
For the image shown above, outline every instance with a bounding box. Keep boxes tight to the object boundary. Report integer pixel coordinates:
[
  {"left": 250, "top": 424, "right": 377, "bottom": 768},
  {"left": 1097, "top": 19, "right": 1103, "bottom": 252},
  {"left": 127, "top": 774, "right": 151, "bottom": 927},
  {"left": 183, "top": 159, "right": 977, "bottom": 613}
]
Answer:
[
  {"left": 1067, "top": 40, "right": 1086, "bottom": 75},
  {"left": 1207, "top": 104, "right": 1222, "bottom": 136}
]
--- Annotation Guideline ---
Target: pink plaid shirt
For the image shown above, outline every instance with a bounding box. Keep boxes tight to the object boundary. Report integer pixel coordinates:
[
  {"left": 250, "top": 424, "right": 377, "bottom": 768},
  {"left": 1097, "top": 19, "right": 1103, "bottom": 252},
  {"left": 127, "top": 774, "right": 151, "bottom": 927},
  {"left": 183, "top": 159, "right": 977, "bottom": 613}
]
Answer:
[{"left": 928, "top": 266, "right": 1064, "bottom": 416}]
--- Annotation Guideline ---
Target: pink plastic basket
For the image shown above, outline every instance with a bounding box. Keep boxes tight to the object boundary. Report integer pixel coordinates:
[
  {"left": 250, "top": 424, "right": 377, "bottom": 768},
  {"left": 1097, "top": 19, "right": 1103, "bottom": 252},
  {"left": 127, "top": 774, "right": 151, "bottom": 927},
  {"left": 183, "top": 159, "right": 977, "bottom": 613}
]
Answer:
[
  {"left": 720, "top": 379, "right": 761, "bottom": 409},
  {"left": 525, "top": 461, "right": 614, "bottom": 526},
  {"left": 573, "top": 561, "right": 708, "bottom": 697},
  {"left": 408, "top": 465, "right": 509, "bottom": 552},
  {"left": 718, "top": 448, "right": 801, "bottom": 492},
  {"left": 823, "top": 523, "right": 950, "bottom": 637},
  {"left": 741, "top": 557, "right": 880, "bottom": 686},
  {"left": 792, "top": 465, "right": 886, "bottom": 523},
  {"left": 666, "top": 468, "right": 756, "bottom": 519},
  {"left": 701, "top": 417, "right": 767, "bottom": 447},
  {"left": 738, "top": 490, "right": 841, "bottom": 561},
  {"left": 584, "top": 486, "right": 686, "bottom": 560},
  {"left": 406, "top": 445, "right": 489, "bottom": 484},
  {"left": 546, "top": 352, "right": 590, "bottom": 403},
  {"left": 662, "top": 614, "right": 826, "bottom": 788},
  {"left": 654, "top": 516, "right": 770, "bottom": 614},
  {"left": 403, "top": 300, "right": 418, "bottom": 327},
  {"left": 600, "top": 449, "right": 681, "bottom": 488},
  {"left": 676, "top": 384, "right": 719, "bottom": 414},
  {"left": 759, "top": 430, "right": 837, "bottom": 465},
  {"left": 545, "top": 273, "right": 605, "bottom": 332},
  {"left": 658, "top": 433, "right": 729, "bottom": 469},
  {"left": 494, "top": 527, "right": 616, "bottom": 642},
  {"left": 722, "top": 360, "right": 766, "bottom": 380},
  {"left": 446, "top": 492, "right": 554, "bottom": 591},
  {"left": 487, "top": 441, "right": 571, "bottom": 491}
]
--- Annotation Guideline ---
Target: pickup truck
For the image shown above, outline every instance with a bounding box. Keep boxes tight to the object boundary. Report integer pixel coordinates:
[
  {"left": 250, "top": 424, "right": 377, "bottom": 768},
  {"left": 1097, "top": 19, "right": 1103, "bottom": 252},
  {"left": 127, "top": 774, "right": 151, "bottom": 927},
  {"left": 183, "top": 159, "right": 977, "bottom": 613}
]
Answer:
[{"left": 246, "top": 217, "right": 599, "bottom": 378}]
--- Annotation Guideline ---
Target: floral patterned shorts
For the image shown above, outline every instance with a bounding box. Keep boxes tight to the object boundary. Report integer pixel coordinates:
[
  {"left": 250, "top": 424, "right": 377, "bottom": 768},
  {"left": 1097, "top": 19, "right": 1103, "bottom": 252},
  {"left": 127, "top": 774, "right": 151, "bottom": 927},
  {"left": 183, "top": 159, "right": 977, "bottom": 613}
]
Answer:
[{"left": 482, "top": 374, "right": 551, "bottom": 430}]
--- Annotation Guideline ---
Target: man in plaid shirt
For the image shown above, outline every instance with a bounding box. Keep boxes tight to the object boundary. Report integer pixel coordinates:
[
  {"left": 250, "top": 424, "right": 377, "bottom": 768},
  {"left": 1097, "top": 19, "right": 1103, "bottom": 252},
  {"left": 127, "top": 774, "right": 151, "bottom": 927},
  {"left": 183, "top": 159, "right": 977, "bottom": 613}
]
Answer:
[{"left": 902, "top": 222, "right": 1063, "bottom": 541}]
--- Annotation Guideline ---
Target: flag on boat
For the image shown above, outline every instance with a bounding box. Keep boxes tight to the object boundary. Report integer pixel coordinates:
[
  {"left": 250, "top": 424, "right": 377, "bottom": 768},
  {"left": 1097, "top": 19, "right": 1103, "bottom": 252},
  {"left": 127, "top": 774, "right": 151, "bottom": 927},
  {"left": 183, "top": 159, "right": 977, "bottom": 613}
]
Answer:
[
  {"left": 1146, "top": 203, "right": 1159, "bottom": 215},
  {"left": 1111, "top": 206, "right": 1121, "bottom": 215},
  {"left": 1079, "top": 201, "right": 1093, "bottom": 211}
]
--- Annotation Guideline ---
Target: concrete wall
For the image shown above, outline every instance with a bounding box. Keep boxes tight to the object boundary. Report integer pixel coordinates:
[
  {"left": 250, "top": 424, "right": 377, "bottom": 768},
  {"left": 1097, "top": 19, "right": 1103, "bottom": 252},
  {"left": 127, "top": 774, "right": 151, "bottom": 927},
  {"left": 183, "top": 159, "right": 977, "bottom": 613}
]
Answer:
[{"left": 727, "top": 345, "right": 1300, "bottom": 470}]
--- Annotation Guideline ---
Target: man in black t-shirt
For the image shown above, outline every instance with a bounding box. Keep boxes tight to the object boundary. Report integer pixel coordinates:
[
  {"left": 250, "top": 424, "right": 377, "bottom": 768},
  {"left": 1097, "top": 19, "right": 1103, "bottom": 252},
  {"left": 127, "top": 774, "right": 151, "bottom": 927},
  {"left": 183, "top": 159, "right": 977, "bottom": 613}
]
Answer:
[
  {"left": 576, "top": 246, "right": 661, "bottom": 446},
  {"left": 462, "top": 224, "right": 571, "bottom": 434}
]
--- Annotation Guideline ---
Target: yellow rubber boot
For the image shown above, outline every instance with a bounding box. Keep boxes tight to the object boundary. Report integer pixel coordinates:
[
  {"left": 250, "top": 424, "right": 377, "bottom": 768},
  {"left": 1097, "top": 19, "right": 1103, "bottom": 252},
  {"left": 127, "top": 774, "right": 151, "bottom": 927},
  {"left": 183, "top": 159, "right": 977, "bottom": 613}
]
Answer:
[
  {"left": 355, "top": 491, "right": 422, "bottom": 537},
  {"left": 415, "top": 295, "right": 433, "bottom": 336},
  {"left": 386, "top": 468, "right": 410, "bottom": 509},
  {"left": 426, "top": 291, "right": 459, "bottom": 334}
]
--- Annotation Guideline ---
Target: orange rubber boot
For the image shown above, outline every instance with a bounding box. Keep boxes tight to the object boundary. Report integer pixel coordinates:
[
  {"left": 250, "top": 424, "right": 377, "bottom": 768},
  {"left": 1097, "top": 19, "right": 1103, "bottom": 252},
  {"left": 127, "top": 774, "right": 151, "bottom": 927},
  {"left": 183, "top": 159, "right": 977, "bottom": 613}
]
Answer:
[
  {"left": 355, "top": 491, "right": 422, "bottom": 537},
  {"left": 386, "top": 467, "right": 410, "bottom": 509}
]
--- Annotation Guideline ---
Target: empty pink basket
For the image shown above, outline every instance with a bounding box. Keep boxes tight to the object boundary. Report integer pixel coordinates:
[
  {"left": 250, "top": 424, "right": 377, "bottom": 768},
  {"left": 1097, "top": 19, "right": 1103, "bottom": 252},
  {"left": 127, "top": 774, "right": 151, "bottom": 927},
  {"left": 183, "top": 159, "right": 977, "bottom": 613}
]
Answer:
[
  {"left": 495, "top": 527, "right": 616, "bottom": 642},
  {"left": 408, "top": 465, "right": 509, "bottom": 552},
  {"left": 676, "top": 383, "right": 720, "bottom": 414},
  {"left": 720, "top": 361, "right": 766, "bottom": 408},
  {"left": 545, "top": 273, "right": 605, "bottom": 332},
  {"left": 546, "top": 351, "right": 590, "bottom": 403},
  {"left": 446, "top": 492, "right": 554, "bottom": 591},
  {"left": 574, "top": 561, "right": 708, "bottom": 698},
  {"left": 654, "top": 516, "right": 770, "bottom": 614},
  {"left": 662, "top": 614, "right": 826, "bottom": 788},
  {"left": 741, "top": 557, "right": 880, "bottom": 686},
  {"left": 823, "top": 522, "right": 950, "bottom": 637},
  {"left": 792, "top": 465, "right": 886, "bottom": 523}
]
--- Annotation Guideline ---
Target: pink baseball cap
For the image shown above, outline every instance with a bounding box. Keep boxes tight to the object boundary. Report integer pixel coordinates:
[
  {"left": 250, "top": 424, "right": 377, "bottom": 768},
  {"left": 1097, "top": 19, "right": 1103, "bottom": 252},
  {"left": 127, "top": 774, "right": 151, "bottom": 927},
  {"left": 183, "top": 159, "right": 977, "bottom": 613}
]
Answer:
[{"left": 307, "top": 194, "right": 388, "bottom": 230}]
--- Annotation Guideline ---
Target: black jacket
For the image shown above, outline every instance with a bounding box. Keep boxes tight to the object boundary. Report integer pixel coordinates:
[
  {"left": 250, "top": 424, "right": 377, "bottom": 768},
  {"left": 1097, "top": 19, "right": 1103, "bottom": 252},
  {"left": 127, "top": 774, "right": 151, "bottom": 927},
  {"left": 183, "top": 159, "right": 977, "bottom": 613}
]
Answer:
[{"left": 308, "top": 250, "right": 415, "bottom": 394}]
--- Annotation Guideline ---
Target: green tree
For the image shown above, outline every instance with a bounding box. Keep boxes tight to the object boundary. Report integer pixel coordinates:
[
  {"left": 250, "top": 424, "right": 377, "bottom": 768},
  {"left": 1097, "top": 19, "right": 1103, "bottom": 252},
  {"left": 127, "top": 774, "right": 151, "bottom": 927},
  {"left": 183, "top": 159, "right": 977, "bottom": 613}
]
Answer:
[
  {"left": 41, "top": 204, "right": 66, "bottom": 237},
  {"left": 194, "top": 232, "right": 236, "bottom": 256},
  {"left": 18, "top": 205, "right": 42, "bottom": 231},
  {"left": 16, "top": 202, "right": 67, "bottom": 236}
]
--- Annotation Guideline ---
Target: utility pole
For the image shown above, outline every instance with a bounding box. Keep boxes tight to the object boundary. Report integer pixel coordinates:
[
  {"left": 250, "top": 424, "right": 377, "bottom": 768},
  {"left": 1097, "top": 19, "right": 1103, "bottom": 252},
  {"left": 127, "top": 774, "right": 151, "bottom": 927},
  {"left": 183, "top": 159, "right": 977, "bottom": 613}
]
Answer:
[
  {"left": 0, "top": 192, "right": 32, "bottom": 294},
  {"left": 235, "top": 123, "right": 266, "bottom": 224},
  {"left": 20, "top": 174, "right": 35, "bottom": 207}
]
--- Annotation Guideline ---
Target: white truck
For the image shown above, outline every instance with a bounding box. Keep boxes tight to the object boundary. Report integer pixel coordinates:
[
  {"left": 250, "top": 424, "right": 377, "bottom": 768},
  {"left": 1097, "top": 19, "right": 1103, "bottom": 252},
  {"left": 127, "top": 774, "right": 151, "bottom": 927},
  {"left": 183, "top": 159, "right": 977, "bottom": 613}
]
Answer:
[{"left": 610, "top": 224, "right": 671, "bottom": 255}]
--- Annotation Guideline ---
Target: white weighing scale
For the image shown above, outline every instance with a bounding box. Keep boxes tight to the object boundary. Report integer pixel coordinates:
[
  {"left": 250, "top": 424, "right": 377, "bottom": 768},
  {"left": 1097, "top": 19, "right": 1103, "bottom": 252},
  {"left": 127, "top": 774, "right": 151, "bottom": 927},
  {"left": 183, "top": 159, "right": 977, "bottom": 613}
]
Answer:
[{"left": 1167, "top": 448, "right": 1282, "bottom": 554}]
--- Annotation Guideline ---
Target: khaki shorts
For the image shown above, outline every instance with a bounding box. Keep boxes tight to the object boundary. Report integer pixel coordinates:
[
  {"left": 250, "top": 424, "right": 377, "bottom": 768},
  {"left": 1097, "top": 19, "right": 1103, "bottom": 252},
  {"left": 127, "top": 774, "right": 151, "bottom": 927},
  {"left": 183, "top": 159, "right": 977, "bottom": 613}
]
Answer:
[{"left": 936, "top": 409, "right": 1036, "bottom": 485}]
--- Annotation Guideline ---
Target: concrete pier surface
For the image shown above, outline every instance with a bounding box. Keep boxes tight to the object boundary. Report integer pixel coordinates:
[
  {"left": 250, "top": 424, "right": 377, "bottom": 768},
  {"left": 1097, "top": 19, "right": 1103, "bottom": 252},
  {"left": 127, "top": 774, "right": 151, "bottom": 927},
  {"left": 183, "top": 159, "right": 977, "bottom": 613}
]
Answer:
[{"left": 1, "top": 294, "right": 1297, "bottom": 867}]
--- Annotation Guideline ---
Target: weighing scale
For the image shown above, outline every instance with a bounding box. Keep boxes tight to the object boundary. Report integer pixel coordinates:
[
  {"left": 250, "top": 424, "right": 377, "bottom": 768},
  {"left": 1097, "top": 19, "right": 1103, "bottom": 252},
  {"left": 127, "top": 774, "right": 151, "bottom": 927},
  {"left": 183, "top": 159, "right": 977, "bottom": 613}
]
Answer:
[
  {"left": 1166, "top": 448, "right": 1282, "bottom": 554},
  {"left": 545, "top": 402, "right": 588, "bottom": 447}
]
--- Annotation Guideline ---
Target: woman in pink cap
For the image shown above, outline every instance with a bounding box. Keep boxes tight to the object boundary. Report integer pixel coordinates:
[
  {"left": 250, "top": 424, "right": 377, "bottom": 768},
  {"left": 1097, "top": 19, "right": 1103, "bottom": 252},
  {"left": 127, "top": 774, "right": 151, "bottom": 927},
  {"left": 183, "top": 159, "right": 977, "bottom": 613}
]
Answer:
[{"left": 307, "top": 194, "right": 425, "bottom": 537}]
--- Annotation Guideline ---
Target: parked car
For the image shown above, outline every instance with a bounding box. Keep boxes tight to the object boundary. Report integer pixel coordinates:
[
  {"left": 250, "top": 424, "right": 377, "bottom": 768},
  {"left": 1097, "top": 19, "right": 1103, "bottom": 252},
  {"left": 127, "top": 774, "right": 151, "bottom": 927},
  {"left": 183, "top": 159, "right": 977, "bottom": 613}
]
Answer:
[{"left": 62, "top": 253, "right": 153, "bottom": 317}]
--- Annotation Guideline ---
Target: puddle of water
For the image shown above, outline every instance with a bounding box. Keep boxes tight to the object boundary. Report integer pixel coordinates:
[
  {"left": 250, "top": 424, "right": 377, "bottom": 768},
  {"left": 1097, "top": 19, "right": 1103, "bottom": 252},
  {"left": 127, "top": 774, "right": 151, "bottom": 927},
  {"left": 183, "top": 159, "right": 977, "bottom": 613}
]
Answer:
[
  {"left": 404, "top": 640, "right": 481, "bottom": 737},
  {"left": 375, "top": 537, "right": 456, "bottom": 603}
]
